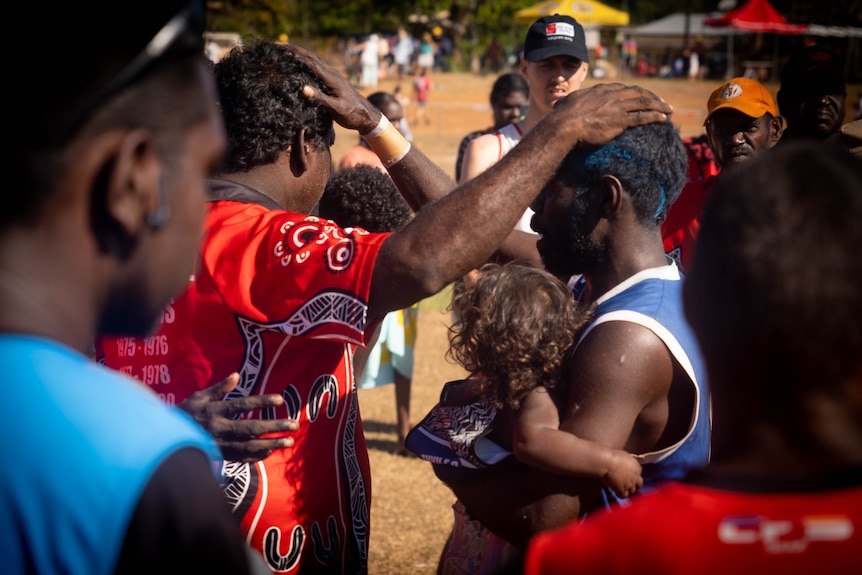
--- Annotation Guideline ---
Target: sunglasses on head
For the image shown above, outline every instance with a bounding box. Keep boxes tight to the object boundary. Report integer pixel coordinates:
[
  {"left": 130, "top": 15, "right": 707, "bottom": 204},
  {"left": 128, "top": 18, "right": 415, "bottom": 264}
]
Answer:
[{"left": 56, "top": 0, "right": 206, "bottom": 146}]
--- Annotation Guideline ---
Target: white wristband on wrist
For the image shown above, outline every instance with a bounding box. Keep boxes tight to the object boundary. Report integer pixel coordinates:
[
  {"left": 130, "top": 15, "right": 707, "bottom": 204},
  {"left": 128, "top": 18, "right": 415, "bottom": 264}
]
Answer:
[
  {"left": 362, "top": 114, "right": 390, "bottom": 139},
  {"left": 363, "top": 113, "right": 411, "bottom": 168}
]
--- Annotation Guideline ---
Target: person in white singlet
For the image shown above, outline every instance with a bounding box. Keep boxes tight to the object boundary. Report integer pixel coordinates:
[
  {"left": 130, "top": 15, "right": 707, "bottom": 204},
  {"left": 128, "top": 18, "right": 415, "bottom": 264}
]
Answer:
[{"left": 459, "top": 14, "right": 590, "bottom": 234}]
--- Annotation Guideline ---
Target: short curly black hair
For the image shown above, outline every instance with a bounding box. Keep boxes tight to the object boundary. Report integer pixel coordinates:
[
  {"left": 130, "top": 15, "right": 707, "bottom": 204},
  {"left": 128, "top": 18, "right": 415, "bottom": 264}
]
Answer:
[
  {"left": 557, "top": 121, "right": 687, "bottom": 226},
  {"left": 447, "top": 262, "right": 592, "bottom": 411},
  {"left": 489, "top": 72, "right": 529, "bottom": 107},
  {"left": 212, "top": 40, "right": 333, "bottom": 173},
  {"left": 317, "top": 165, "right": 412, "bottom": 232}
]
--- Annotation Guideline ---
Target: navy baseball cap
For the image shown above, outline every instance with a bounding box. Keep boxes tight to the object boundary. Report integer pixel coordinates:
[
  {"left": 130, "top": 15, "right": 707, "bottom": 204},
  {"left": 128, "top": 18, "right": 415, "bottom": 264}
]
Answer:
[
  {"left": 780, "top": 45, "right": 846, "bottom": 96},
  {"left": 524, "top": 14, "right": 589, "bottom": 63}
]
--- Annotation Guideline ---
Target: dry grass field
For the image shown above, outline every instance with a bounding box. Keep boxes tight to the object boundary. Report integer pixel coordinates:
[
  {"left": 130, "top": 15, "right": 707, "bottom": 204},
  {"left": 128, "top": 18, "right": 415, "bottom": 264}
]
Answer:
[
  {"left": 359, "top": 289, "right": 466, "bottom": 574},
  {"left": 346, "top": 69, "right": 860, "bottom": 574}
]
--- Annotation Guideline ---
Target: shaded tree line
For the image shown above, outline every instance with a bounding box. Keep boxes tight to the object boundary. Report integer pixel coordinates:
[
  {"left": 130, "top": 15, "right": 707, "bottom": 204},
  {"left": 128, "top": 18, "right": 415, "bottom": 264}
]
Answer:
[{"left": 205, "top": 1, "right": 861, "bottom": 71}]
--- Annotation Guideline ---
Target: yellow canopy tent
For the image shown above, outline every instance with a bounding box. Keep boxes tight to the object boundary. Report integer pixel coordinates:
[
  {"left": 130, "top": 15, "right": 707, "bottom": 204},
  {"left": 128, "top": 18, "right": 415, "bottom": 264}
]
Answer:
[{"left": 514, "top": 0, "right": 630, "bottom": 27}]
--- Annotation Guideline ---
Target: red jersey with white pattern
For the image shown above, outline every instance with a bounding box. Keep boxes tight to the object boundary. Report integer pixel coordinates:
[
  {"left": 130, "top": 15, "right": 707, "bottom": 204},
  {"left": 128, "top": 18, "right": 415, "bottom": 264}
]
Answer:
[
  {"left": 99, "top": 180, "right": 390, "bottom": 573},
  {"left": 661, "top": 175, "right": 714, "bottom": 274},
  {"left": 525, "top": 472, "right": 862, "bottom": 575}
]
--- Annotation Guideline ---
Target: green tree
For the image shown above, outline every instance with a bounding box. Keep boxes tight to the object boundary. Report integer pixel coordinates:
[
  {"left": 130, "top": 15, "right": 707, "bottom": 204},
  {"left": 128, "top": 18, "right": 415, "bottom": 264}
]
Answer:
[{"left": 205, "top": 1, "right": 862, "bottom": 71}]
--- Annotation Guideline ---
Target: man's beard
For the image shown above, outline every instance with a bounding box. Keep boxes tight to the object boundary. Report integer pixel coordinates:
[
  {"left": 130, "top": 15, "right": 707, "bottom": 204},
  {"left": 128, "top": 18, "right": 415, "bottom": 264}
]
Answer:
[
  {"left": 98, "top": 281, "right": 162, "bottom": 339},
  {"left": 542, "top": 231, "right": 606, "bottom": 278},
  {"left": 539, "top": 197, "right": 607, "bottom": 277}
]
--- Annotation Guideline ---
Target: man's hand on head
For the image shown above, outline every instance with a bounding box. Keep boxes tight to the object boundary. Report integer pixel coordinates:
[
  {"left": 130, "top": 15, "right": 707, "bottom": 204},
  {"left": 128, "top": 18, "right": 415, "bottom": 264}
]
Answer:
[
  {"left": 551, "top": 83, "right": 674, "bottom": 149},
  {"left": 290, "top": 44, "right": 380, "bottom": 134}
]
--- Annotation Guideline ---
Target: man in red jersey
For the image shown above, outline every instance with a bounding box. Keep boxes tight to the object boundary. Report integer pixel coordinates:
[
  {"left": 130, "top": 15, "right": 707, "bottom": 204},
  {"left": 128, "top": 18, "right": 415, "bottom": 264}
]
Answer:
[
  {"left": 662, "top": 77, "right": 783, "bottom": 273},
  {"left": 525, "top": 142, "right": 862, "bottom": 575},
  {"left": 97, "top": 39, "right": 673, "bottom": 573}
]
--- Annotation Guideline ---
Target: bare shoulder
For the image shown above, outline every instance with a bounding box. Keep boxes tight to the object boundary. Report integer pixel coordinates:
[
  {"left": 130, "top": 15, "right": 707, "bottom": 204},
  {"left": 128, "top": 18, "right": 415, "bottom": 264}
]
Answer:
[
  {"left": 464, "top": 131, "right": 501, "bottom": 157},
  {"left": 558, "top": 320, "right": 676, "bottom": 447},
  {"left": 460, "top": 132, "right": 503, "bottom": 181},
  {"left": 567, "top": 320, "right": 675, "bottom": 404}
]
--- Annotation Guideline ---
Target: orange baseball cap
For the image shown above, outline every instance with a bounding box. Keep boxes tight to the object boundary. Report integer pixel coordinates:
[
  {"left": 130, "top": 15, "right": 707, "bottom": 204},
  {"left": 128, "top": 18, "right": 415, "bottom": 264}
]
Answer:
[{"left": 705, "top": 78, "right": 779, "bottom": 124}]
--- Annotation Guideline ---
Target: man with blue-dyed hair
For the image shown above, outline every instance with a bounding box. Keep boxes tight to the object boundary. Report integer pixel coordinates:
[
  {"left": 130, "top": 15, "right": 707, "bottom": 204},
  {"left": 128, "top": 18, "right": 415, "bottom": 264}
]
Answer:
[
  {"left": 540, "top": 121, "right": 687, "bottom": 276},
  {"left": 444, "top": 119, "right": 710, "bottom": 570}
]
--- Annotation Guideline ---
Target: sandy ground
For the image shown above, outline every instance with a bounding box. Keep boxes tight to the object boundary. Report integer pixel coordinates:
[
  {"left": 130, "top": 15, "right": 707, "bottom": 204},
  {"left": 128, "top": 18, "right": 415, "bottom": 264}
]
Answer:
[{"left": 347, "top": 70, "right": 858, "bottom": 574}]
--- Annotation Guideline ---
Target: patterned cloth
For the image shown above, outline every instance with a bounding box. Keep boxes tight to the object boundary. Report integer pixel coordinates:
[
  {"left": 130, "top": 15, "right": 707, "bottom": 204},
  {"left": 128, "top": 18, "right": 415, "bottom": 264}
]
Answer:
[{"left": 405, "top": 378, "right": 513, "bottom": 483}]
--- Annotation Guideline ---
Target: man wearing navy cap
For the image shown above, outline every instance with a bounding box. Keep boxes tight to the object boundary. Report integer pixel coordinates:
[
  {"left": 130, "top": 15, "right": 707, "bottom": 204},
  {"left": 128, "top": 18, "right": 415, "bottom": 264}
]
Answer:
[
  {"left": 459, "top": 14, "right": 590, "bottom": 234},
  {"left": 518, "top": 14, "right": 590, "bottom": 126},
  {"left": 777, "top": 45, "right": 847, "bottom": 143}
]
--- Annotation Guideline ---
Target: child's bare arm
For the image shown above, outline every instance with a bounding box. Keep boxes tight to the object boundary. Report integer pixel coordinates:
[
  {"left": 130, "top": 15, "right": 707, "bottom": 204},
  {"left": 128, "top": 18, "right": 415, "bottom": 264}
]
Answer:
[{"left": 513, "top": 387, "right": 643, "bottom": 498}]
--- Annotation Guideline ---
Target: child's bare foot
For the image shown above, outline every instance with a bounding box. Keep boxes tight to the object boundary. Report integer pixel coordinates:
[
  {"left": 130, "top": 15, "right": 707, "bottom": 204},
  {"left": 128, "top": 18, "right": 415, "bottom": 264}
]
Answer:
[
  {"left": 394, "top": 445, "right": 412, "bottom": 457},
  {"left": 394, "top": 439, "right": 415, "bottom": 458}
]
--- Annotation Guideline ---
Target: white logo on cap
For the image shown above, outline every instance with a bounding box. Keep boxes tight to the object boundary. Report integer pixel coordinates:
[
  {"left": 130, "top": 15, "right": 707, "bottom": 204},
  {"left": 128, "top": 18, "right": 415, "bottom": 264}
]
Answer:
[
  {"left": 721, "top": 83, "right": 743, "bottom": 100},
  {"left": 545, "top": 22, "right": 575, "bottom": 40}
]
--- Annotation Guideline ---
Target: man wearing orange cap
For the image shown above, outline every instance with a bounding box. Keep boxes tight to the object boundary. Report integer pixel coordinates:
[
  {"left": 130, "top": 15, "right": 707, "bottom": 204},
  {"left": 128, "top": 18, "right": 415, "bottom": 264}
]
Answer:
[{"left": 663, "top": 77, "right": 784, "bottom": 273}]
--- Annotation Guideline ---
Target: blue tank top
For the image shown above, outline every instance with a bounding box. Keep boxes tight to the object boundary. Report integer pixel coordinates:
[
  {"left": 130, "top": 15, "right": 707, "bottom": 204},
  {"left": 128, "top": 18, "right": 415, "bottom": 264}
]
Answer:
[
  {"left": 575, "top": 263, "right": 711, "bottom": 507},
  {"left": 0, "top": 335, "right": 221, "bottom": 575}
]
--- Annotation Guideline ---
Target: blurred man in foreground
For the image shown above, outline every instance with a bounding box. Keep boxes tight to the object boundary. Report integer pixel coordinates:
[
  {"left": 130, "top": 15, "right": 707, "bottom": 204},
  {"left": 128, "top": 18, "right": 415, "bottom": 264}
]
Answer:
[{"left": 2, "top": 1, "right": 273, "bottom": 573}]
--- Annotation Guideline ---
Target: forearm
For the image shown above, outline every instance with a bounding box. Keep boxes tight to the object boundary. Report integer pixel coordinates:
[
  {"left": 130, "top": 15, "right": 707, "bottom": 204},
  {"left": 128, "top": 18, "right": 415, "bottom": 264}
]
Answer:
[
  {"left": 489, "top": 229, "right": 543, "bottom": 267},
  {"left": 368, "top": 124, "right": 575, "bottom": 313},
  {"left": 514, "top": 428, "right": 617, "bottom": 478},
  {"left": 385, "top": 143, "right": 457, "bottom": 212},
  {"left": 447, "top": 465, "right": 599, "bottom": 549}
]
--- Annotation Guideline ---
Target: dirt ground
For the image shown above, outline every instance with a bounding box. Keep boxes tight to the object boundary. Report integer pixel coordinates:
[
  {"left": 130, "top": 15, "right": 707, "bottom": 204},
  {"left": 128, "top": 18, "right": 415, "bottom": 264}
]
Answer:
[
  {"left": 349, "top": 71, "right": 859, "bottom": 574},
  {"left": 358, "top": 291, "right": 466, "bottom": 574}
]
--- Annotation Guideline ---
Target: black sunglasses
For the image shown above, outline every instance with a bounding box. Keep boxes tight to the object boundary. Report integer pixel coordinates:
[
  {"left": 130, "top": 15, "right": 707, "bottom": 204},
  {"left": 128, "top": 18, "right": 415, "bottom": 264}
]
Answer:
[{"left": 56, "top": 0, "right": 206, "bottom": 146}]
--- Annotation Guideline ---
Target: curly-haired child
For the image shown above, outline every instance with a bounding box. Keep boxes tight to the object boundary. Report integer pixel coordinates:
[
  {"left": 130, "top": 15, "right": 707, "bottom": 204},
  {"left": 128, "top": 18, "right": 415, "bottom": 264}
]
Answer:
[
  {"left": 407, "top": 261, "right": 643, "bottom": 573},
  {"left": 407, "top": 261, "right": 642, "bottom": 495}
]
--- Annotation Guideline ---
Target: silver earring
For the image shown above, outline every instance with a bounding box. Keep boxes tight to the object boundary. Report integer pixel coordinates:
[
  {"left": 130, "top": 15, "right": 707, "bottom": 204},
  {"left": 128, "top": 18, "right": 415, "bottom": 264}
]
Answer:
[{"left": 147, "top": 179, "right": 171, "bottom": 229}]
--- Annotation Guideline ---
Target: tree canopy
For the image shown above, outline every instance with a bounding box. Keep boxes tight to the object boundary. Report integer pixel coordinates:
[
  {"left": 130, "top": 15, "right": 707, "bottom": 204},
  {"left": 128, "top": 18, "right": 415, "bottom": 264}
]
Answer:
[{"left": 205, "top": 0, "right": 862, "bottom": 71}]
